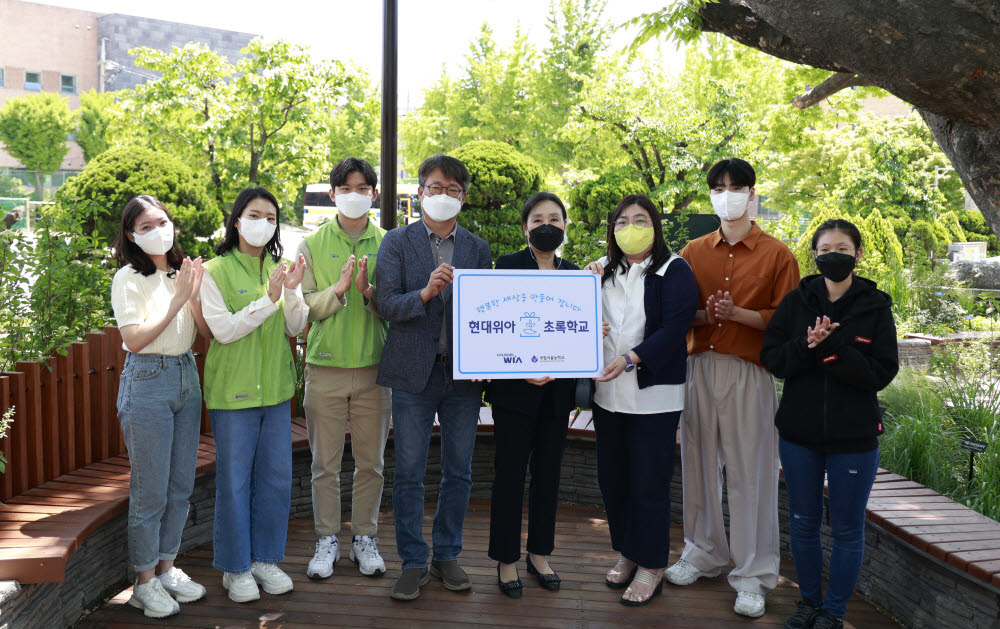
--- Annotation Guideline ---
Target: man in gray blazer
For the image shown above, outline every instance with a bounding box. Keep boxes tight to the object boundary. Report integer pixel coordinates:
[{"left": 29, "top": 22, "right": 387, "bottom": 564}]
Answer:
[{"left": 375, "top": 154, "right": 492, "bottom": 600}]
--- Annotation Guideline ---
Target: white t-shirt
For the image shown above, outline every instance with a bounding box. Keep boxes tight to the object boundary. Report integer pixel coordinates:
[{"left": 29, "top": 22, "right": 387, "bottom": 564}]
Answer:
[
  {"left": 111, "top": 264, "right": 196, "bottom": 355},
  {"left": 594, "top": 255, "right": 685, "bottom": 414}
]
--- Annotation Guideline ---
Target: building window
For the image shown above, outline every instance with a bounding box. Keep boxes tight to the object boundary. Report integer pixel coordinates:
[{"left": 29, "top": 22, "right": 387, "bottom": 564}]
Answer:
[
  {"left": 0, "top": 68, "right": 5, "bottom": 88},
  {"left": 60, "top": 75, "right": 76, "bottom": 94},
  {"left": 24, "top": 71, "right": 42, "bottom": 90}
]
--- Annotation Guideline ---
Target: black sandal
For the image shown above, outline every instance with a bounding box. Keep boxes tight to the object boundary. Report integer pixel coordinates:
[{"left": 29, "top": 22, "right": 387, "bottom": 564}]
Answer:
[
  {"left": 496, "top": 563, "right": 522, "bottom": 598},
  {"left": 526, "top": 555, "right": 561, "bottom": 591}
]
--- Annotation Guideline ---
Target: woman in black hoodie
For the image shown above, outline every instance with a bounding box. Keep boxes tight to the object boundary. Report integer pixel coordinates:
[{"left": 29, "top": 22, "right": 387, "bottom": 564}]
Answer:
[{"left": 760, "top": 219, "right": 898, "bottom": 629}]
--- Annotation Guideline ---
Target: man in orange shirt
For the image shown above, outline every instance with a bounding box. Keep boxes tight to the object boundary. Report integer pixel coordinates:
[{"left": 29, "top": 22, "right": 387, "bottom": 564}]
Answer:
[{"left": 665, "top": 158, "right": 800, "bottom": 619}]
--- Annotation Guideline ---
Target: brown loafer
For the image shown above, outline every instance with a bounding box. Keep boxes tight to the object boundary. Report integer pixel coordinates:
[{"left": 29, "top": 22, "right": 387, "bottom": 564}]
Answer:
[{"left": 430, "top": 559, "right": 471, "bottom": 591}]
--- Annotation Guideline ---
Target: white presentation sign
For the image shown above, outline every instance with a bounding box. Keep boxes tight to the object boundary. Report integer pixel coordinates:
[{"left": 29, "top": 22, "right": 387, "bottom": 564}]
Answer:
[{"left": 452, "top": 269, "right": 603, "bottom": 379}]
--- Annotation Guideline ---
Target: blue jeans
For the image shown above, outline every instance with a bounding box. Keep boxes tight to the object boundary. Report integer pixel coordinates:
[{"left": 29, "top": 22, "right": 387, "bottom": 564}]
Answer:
[
  {"left": 779, "top": 438, "right": 879, "bottom": 619},
  {"left": 391, "top": 362, "right": 481, "bottom": 570},
  {"left": 117, "top": 352, "right": 202, "bottom": 572},
  {"left": 210, "top": 400, "right": 292, "bottom": 574}
]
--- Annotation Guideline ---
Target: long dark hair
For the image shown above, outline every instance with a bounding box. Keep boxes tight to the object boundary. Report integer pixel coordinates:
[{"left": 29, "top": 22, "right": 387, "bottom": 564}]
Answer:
[
  {"left": 601, "top": 194, "right": 670, "bottom": 286},
  {"left": 214, "top": 186, "right": 283, "bottom": 262},
  {"left": 112, "top": 195, "right": 185, "bottom": 276}
]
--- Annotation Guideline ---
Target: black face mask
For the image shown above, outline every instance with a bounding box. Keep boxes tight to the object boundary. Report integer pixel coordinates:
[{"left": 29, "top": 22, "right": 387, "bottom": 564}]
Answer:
[
  {"left": 815, "top": 252, "right": 857, "bottom": 282},
  {"left": 528, "top": 224, "right": 564, "bottom": 253}
]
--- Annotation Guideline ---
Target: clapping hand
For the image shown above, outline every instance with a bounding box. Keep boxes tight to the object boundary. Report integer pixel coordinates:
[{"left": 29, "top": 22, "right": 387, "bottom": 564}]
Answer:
[
  {"left": 284, "top": 254, "right": 307, "bottom": 290},
  {"left": 334, "top": 254, "right": 355, "bottom": 298},
  {"left": 268, "top": 261, "right": 288, "bottom": 303},
  {"left": 807, "top": 316, "right": 840, "bottom": 348},
  {"left": 712, "top": 290, "right": 736, "bottom": 321},
  {"left": 356, "top": 255, "right": 373, "bottom": 300},
  {"left": 170, "top": 257, "right": 201, "bottom": 307}
]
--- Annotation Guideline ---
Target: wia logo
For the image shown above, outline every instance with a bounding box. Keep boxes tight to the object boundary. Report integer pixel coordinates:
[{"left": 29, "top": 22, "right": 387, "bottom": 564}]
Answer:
[{"left": 502, "top": 356, "right": 523, "bottom": 364}]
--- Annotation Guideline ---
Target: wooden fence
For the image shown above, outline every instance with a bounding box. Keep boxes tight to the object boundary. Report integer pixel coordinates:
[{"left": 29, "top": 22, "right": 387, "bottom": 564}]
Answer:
[{"left": 0, "top": 327, "right": 305, "bottom": 503}]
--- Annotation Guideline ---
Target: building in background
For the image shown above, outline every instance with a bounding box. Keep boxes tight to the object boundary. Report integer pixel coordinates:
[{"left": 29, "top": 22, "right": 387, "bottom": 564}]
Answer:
[{"left": 0, "top": 0, "right": 257, "bottom": 196}]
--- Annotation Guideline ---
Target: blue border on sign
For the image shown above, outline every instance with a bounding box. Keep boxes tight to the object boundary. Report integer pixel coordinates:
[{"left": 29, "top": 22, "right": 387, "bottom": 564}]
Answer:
[{"left": 455, "top": 272, "right": 601, "bottom": 375}]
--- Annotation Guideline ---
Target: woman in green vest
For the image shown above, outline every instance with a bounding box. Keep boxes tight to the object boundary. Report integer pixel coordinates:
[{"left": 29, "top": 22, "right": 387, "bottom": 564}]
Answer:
[{"left": 199, "top": 187, "right": 308, "bottom": 603}]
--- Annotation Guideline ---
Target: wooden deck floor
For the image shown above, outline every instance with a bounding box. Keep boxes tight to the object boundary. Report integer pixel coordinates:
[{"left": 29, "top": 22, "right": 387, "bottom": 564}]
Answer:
[{"left": 75, "top": 501, "right": 899, "bottom": 629}]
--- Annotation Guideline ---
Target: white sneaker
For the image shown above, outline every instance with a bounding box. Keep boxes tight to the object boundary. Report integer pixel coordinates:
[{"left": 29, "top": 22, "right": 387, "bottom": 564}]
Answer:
[
  {"left": 735, "top": 591, "right": 766, "bottom": 618},
  {"left": 222, "top": 571, "right": 260, "bottom": 603},
  {"left": 157, "top": 566, "right": 206, "bottom": 603},
  {"left": 664, "top": 558, "right": 722, "bottom": 586},
  {"left": 251, "top": 561, "right": 294, "bottom": 595},
  {"left": 350, "top": 535, "right": 386, "bottom": 577},
  {"left": 128, "top": 578, "right": 179, "bottom": 618},
  {"left": 307, "top": 536, "right": 339, "bottom": 579}
]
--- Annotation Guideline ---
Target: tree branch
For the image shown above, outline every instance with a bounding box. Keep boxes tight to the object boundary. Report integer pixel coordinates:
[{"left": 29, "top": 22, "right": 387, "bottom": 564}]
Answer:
[{"left": 792, "top": 72, "right": 872, "bottom": 109}]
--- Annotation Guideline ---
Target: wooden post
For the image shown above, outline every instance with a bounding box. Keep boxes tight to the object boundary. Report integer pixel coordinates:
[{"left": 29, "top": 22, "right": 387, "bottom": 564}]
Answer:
[
  {"left": 2, "top": 371, "right": 30, "bottom": 496},
  {"left": 87, "top": 331, "right": 110, "bottom": 461},
  {"left": 15, "top": 361, "right": 45, "bottom": 487},
  {"left": 72, "top": 341, "right": 93, "bottom": 467},
  {"left": 0, "top": 375, "right": 11, "bottom": 501},
  {"left": 55, "top": 347, "right": 76, "bottom": 475}
]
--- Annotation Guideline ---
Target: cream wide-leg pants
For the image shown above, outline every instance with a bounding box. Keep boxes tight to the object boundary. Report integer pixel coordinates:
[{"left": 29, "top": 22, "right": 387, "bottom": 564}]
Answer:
[{"left": 678, "top": 350, "right": 780, "bottom": 595}]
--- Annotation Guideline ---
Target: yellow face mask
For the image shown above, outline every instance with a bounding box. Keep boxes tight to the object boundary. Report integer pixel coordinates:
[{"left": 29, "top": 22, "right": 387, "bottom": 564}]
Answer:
[{"left": 615, "top": 224, "right": 654, "bottom": 255}]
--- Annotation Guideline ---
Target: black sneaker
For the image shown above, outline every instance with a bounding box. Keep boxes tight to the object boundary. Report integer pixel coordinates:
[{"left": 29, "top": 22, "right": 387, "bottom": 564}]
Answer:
[
  {"left": 784, "top": 600, "right": 820, "bottom": 629},
  {"left": 812, "top": 610, "right": 844, "bottom": 629}
]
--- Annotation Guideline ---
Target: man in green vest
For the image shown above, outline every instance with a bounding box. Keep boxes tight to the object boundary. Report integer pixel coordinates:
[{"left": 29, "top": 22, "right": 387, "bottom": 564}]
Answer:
[{"left": 296, "top": 158, "right": 390, "bottom": 579}]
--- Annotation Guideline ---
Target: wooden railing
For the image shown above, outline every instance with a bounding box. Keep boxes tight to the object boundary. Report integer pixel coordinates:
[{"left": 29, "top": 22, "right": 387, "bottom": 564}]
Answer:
[{"left": 0, "top": 327, "right": 304, "bottom": 503}]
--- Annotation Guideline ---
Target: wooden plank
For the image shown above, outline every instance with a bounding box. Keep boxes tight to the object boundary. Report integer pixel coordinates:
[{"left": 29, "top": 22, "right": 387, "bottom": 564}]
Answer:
[
  {"left": 15, "top": 362, "right": 45, "bottom": 488},
  {"left": 87, "top": 331, "right": 111, "bottom": 461},
  {"left": 0, "top": 375, "right": 11, "bottom": 501},
  {"left": 5, "top": 371, "right": 30, "bottom": 496},
  {"left": 106, "top": 327, "right": 127, "bottom": 455},
  {"left": 55, "top": 347, "right": 77, "bottom": 475},
  {"left": 37, "top": 358, "right": 61, "bottom": 481},
  {"left": 72, "top": 341, "right": 93, "bottom": 468}
]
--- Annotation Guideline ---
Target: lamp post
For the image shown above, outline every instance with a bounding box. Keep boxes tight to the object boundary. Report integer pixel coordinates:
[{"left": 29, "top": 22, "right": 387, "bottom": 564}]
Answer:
[{"left": 380, "top": 0, "right": 398, "bottom": 231}]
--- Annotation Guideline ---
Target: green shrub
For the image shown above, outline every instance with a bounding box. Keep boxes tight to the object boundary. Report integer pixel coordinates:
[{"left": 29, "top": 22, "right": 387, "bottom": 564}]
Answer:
[
  {"left": 888, "top": 214, "right": 912, "bottom": 242},
  {"left": 565, "top": 172, "right": 648, "bottom": 267},
  {"left": 936, "top": 210, "right": 967, "bottom": 244},
  {"left": 859, "top": 209, "right": 904, "bottom": 277},
  {"left": 452, "top": 140, "right": 544, "bottom": 261},
  {"left": 957, "top": 209, "right": 990, "bottom": 237},
  {"left": 904, "top": 220, "right": 937, "bottom": 267},
  {"left": 56, "top": 146, "right": 223, "bottom": 258}
]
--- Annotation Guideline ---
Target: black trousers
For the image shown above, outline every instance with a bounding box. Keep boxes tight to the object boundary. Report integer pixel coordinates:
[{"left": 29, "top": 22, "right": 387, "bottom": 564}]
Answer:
[
  {"left": 593, "top": 403, "right": 680, "bottom": 569},
  {"left": 488, "top": 388, "right": 569, "bottom": 563}
]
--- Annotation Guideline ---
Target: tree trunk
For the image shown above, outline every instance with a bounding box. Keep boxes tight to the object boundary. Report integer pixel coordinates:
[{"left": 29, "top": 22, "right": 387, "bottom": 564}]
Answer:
[
  {"left": 697, "top": 0, "right": 1000, "bottom": 241},
  {"left": 33, "top": 171, "right": 44, "bottom": 202}
]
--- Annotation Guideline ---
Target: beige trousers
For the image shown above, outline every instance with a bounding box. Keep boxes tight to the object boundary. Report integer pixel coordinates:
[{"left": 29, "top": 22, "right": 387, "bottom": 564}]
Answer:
[
  {"left": 679, "top": 351, "right": 780, "bottom": 594},
  {"left": 304, "top": 363, "right": 391, "bottom": 538}
]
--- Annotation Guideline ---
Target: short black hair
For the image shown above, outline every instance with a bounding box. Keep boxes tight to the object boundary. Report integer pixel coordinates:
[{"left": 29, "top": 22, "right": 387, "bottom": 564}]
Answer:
[
  {"left": 811, "top": 218, "right": 863, "bottom": 251},
  {"left": 418, "top": 154, "right": 471, "bottom": 192},
  {"left": 707, "top": 158, "right": 756, "bottom": 189},
  {"left": 330, "top": 157, "right": 377, "bottom": 189},
  {"left": 520, "top": 191, "right": 567, "bottom": 224},
  {"left": 112, "top": 195, "right": 185, "bottom": 276},
  {"left": 214, "top": 186, "right": 283, "bottom": 262}
]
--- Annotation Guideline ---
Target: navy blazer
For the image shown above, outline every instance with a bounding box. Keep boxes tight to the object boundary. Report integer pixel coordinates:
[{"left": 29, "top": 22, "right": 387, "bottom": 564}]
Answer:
[
  {"left": 484, "top": 247, "right": 579, "bottom": 416},
  {"left": 625, "top": 255, "right": 698, "bottom": 388},
  {"left": 375, "top": 220, "right": 493, "bottom": 394}
]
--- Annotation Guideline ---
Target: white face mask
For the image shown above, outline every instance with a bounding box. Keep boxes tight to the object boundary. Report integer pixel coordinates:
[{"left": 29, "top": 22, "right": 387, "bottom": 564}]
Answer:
[
  {"left": 711, "top": 190, "right": 751, "bottom": 221},
  {"left": 132, "top": 222, "right": 174, "bottom": 256},
  {"left": 422, "top": 193, "right": 462, "bottom": 222},
  {"left": 238, "top": 217, "right": 277, "bottom": 247},
  {"left": 335, "top": 192, "right": 373, "bottom": 219}
]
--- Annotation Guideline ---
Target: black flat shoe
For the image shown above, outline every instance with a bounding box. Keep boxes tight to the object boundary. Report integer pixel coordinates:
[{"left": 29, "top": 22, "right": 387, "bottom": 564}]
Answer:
[
  {"left": 497, "top": 563, "right": 522, "bottom": 598},
  {"left": 526, "top": 555, "right": 561, "bottom": 591}
]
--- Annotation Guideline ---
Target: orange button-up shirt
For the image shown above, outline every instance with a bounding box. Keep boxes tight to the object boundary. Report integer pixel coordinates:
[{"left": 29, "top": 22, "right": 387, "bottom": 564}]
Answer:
[{"left": 680, "top": 222, "right": 800, "bottom": 367}]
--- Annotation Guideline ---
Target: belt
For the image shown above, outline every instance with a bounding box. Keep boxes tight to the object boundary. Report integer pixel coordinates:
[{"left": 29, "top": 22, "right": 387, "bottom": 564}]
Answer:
[{"left": 435, "top": 354, "right": 450, "bottom": 363}]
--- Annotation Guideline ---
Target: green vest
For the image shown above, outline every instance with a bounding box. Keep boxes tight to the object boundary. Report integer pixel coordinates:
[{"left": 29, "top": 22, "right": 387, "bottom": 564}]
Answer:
[
  {"left": 203, "top": 250, "right": 296, "bottom": 410},
  {"left": 303, "top": 218, "right": 388, "bottom": 368}
]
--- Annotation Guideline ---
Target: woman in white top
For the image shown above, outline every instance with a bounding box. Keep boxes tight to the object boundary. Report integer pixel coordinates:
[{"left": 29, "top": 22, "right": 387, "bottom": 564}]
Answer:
[
  {"left": 586, "top": 194, "right": 698, "bottom": 607},
  {"left": 111, "top": 195, "right": 213, "bottom": 619},
  {"left": 198, "top": 186, "right": 308, "bottom": 603}
]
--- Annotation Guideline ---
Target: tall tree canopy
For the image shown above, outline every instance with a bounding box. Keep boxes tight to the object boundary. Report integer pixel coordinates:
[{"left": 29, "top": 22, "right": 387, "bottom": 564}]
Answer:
[
  {"left": 0, "top": 93, "right": 75, "bottom": 200},
  {"left": 628, "top": 0, "right": 1000, "bottom": 240}
]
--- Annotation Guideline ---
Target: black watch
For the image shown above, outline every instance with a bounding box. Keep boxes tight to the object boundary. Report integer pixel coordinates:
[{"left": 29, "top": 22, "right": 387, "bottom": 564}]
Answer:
[{"left": 622, "top": 353, "right": 635, "bottom": 373}]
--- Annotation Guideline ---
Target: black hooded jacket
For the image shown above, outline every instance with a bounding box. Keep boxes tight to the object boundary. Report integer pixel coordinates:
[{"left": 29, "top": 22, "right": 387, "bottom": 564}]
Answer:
[{"left": 760, "top": 274, "right": 899, "bottom": 453}]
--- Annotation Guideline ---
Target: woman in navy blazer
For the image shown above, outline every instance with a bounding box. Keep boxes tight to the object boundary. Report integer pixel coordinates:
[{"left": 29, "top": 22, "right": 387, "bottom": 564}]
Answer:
[
  {"left": 586, "top": 194, "right": 698, "bottom": 607},
  {"left": 486, "top": 193, "right": 579, "bottom": 598}
]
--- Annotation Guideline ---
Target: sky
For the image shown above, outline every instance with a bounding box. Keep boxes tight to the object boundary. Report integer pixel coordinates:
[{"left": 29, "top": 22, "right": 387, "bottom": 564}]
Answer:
[{"left": 27, "top": 0, "right": 684, "bottom": 110}]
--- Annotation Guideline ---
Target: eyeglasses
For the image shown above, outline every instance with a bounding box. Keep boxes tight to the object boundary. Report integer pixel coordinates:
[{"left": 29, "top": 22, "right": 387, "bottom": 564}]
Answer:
[
  {"left": 614, "top": 216, "right": 652, "bottom": 230},
  {"left": 425, "top": 184, "right": 464, "bottom": 198},
  {"left": 814, "top": 246, "right": 854, "bottom": 256}
]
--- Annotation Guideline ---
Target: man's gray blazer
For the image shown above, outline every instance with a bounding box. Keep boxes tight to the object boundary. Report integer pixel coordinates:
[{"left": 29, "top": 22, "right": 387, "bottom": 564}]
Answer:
[{"left": 375, "top": 220, "right": 493, "bottom": 395}]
